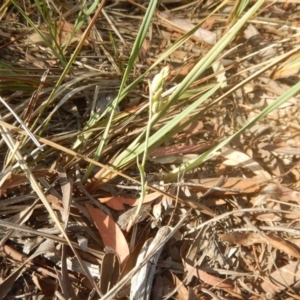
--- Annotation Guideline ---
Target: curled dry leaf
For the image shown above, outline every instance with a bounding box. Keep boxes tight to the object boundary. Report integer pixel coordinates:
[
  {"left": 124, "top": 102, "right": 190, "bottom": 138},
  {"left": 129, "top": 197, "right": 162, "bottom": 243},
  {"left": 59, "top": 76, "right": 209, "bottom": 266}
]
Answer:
[{"left": 218, "top": 232, "right": 300, "bottom": 259}]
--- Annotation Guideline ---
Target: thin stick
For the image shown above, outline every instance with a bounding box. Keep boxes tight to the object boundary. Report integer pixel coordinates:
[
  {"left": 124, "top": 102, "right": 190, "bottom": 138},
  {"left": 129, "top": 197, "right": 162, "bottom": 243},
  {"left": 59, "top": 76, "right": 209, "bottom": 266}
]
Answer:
[{"left": 0, "top": 97, "right": 43, "bottom": 151}]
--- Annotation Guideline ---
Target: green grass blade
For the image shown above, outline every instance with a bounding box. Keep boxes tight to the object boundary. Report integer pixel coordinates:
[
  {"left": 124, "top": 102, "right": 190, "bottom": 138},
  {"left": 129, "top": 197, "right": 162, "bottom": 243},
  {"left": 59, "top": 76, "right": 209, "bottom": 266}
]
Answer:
[
  {"left": 82, "top": 0, "right": 158, "bottom": 181},
  {"left": 113, "top": 83, "right": 221, "bottom": 169},
  {"left": 164, "top": 80, "right": 300, "bottom": 181},
  {"left": 73, "top": 1, "right": 227, "bottom": 150},
  {"left": 97, "top": 0, "right": 265, "bottom": 180},
  {"left": 31, "top": 2, "right": 103, "bottom": 135},
  {"left": 11, "top": 0, "right": 67, "bottom": 67}
]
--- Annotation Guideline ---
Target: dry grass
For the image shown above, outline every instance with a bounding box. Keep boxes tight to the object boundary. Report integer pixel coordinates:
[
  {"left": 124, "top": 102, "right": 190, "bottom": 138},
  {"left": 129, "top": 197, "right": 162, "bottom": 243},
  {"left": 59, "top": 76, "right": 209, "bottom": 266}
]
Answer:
[{"left": 1, "top": 0, "right": 300, "bottom": 299}]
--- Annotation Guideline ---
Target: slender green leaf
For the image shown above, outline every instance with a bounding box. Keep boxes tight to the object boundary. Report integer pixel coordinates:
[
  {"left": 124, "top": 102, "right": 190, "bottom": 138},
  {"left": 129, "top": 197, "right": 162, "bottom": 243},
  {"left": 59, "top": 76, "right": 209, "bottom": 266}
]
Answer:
[
  {"left": 164, "top": 80, "right": 300, "bottom": 181},
  {"left": 82, "top": 0, "right": 158, "bottom": 181},
  {"left": 97, "top": 0, "right": 265, "bottom": 180}
]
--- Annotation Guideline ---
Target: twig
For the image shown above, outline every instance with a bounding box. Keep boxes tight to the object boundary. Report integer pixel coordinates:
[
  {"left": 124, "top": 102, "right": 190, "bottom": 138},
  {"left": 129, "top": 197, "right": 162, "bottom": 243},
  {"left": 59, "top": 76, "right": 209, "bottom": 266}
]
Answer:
[
  {"left": 0, "top": 97, "right": 43, "bottom": 151},
  {"left": 74, "top": 165, "right": 113, "bottom": 217},
  {"left": 110, "top": 180, "right": 241, "bottom": 193}
]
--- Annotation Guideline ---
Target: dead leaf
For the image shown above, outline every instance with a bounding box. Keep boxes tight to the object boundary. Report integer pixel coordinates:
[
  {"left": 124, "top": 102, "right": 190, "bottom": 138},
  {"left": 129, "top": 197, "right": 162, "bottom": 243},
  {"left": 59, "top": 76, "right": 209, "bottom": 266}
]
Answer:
[
  {"left": 180, "top": 120, "right": 203, "bottom": 135},
  {"left": 221, "top": 147, "right": 272, "bottom": 179},
  {"left": 0, "top": 169, "right": 50, "bottom": 192},
  {"left": 201, "top": 16, "right": 217, "bottom": 30},
  {"left": 58, "top": 166, "right": 72, "bottom": 225},
  {"left": 56, "top": 20, "right": 83, "bottom": 46},
  {"left": 189, "top": 177, "right": 266, "bottom": 194},
  {"left": 26, "top": 31, "right": 53, "bottom": 46},
  {"left": 152, "top": 274, "right": 164, "bottom": 300},
  {"left": 158, "top": 12, "right": 216, "bottom": 45},
  {"left": 99, "top": 192, "right": 161, "bottom": 210},
  {"left": 272, "top": 52, "right": 300, "bottom": 79},
  {"left": 139, "top": 39, "right": 150, "bottom": 62},
  {"left": 25, "top": 52, "right": 47, "bottom": 68},
  {"left": 100, "top": 252, "right": 120, "bottom": 294},
  {"left": 120, "top": 238, "right": 146, "bottom": 279},
  {"left": 32, "top": 273, "right": 56, "bottom": 297},
  {"left": 219, "top": 232, "right": 300, "bottom": 259},
  {"left": 218, "top": 232, "right": 264, "bottom": 247},
  {"left": 180, "top": 240, "right": 234, "bottom": 293},
  {"left": 3, "top": 244, "right": 28, "bottom": 262},
  {"left": 260, "top": 261, "right": 300, "bottom": 296},
  {"left": 130, "top": 227, "right": 171, "bottom": 300},
  {"left": 85, "top": 204, "right": 130, "bottom": 263},
  {"left": 173, "top": 273, "right": 189, "bottom": 299}
]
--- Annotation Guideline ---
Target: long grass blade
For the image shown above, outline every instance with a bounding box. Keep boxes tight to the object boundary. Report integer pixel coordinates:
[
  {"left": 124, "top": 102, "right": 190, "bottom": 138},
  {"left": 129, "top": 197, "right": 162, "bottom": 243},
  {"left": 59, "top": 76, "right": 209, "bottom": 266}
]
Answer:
[
  {"left": 93, "top": 0, "right": 265, "bottom": 184},
  {"left": 164, "top": 80, "right": 300, "bottom": 181},
  {"left": 82, "top": 0, "right": 158, "bottom": 181}
]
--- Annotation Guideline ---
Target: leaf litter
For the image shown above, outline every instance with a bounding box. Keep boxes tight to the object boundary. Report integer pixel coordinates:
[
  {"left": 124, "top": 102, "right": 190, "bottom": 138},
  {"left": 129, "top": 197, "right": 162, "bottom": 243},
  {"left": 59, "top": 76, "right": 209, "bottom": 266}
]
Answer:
[{"left": 1, "top": 0, "right": 300, "bottom": 299}]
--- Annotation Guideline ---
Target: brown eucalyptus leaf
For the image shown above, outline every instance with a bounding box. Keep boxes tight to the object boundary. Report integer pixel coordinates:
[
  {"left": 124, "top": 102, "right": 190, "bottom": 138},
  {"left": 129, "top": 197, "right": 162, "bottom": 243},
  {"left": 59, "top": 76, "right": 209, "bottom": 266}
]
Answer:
[
  {"left": 86, "top": 204, "right": 130, "bottom": 263},
  {"left": 100, "top": 252, "right": 120, "bottom": 295}
]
